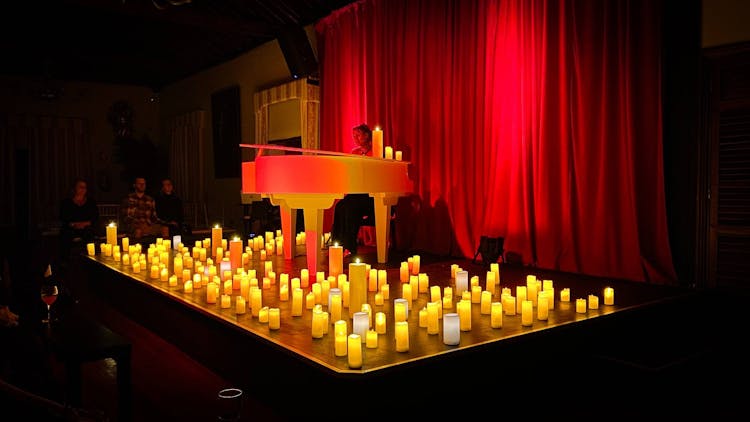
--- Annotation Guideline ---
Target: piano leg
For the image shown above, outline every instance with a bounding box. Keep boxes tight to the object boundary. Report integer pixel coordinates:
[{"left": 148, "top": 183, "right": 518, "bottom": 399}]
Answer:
[
  {"left": 372, "top": 194, "right": 399, "bottom": 264},
  {"left": 272, "top": 200, "right": 297, "bottom": 260},
  {"left": 303, "top": 208, "right": 324, "bottom": 275}
]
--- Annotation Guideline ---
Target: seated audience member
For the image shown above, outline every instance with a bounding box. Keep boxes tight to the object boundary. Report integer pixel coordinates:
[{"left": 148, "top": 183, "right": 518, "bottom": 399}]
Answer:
[
  {"left": 155, "top": 177, "right": 185, "bottom": 237},
  {"left": 58, "top": 178, "right": 99, "bottom": 258},
  {"left": 121, "top": 176, "right": 168, "bottom": 240},
  {"left": 0, "top": 226, "right": 60, "bottom": 400}
]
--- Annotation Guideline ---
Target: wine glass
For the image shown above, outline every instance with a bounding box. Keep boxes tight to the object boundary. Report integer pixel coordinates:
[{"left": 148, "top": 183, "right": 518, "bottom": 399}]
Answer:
[{"left": 40, "top": 282, "right": 59, "bottom": 324}]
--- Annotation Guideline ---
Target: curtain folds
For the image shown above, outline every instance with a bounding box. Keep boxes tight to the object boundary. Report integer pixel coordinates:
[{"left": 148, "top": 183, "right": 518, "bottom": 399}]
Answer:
[
  {"left": 167, "top": 110, "right": 206, "bottom": 203},
  {"left": 316, "top": 0, "right": 676, "bottom": 283}
]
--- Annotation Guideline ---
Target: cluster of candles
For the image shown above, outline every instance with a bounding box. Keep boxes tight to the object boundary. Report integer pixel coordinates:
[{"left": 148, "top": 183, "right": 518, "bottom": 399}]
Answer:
[
  {"left": 89, "top": 226, "right": 616, "bottom": 370},
  {"left": 371, "top": 127, "right": 404, "bottom": 161}
]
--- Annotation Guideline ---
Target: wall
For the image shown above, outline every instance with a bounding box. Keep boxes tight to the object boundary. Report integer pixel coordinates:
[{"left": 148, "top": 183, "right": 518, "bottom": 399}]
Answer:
[
  {"left": 157, "top": 39, "right": 297, "bottom": 231},
  {"left": 703, "top": 0, "right": 750, "bottom": 47},
  {"left": 0, "top": 76, "right": 158, "bottom": 203}
]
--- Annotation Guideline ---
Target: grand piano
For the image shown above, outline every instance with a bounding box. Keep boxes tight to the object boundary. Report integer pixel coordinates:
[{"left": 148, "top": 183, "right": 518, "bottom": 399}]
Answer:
[{"left": 241, "top": 144, "right": 414, "bottom": 274}]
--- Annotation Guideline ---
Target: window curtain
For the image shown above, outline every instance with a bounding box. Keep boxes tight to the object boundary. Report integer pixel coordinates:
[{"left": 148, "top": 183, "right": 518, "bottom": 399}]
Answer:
[
  {"left": 316, "top": 0, "right": 676, "bottom": 283},
  {"left": 0, "top": 113, "right": 92, "bottom": 229},
  {"left": 167, "top": 110, "right": 206, "bottom": 203}
]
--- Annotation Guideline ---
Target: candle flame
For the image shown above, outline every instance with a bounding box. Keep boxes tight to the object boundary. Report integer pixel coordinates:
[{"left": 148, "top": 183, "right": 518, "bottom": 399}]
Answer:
[
  {"left": 109, "top": 221, "right": 116, "bottom": 227},
  {"left": 355, "top": 258, "right": 361, "bottom": 264}
]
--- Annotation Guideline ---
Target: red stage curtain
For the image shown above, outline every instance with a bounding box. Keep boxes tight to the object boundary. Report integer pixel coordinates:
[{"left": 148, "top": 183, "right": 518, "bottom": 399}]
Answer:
[{"left": 316, "top": 0, "right": 676, "bottom": 283}]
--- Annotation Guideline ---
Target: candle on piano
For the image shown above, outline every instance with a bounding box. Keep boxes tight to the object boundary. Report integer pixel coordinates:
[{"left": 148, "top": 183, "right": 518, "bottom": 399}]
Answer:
[
  {"left": 372, "top": 127, "right": 384, "bottom": 159},
  {"left": 384, "top": 146, "right": 393, "bottom": 159},
  {"left": 395, "top": 150, "right": 403, "bottom": 161}
]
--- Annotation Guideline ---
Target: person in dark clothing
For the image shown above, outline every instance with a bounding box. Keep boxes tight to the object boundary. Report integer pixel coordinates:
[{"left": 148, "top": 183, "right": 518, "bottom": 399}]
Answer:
[
  {"left": 155, "top": 177, "right": 185, "bottom": 237},
  {"left": 0, "top": 225, "right": 60, "bottom": 401},
  {"left": 330, "top": 123, "right": 376, "bottom": 256},
  {"left": 58, "top": 178, "right": 99, "bottom": 259}
]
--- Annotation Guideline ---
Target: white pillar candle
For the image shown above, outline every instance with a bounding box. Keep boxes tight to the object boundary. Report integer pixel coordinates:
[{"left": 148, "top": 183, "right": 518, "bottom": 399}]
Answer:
[
  {"left": 347, "top": 334, "right": 363, "bottom": 368},
  {"left": 377, "top": 269, "right": 388, "bottom": 291},
  {"left": 395, "top": 150, "right": 403, "bottom": 161},
  {"left": 258, "top": 306, "right": 269, "bottom": 323},
  {"left": 311, "top": 308, "right": 325, "bottom": 338},
  {"left": 352, "top": 311, "right": 369, "bottom": 342},
  {"left": 211, "top": 225, "right": 222, "bottom": 258},
  {"left": 455, "top": 270, "right": 469, "bottom": 296},
  {"left": 300, "top": 269, "right": 310, "bottom": 288},
  {"left": 220, "top": 294, "right": 231, "bottom": 309},
  {"left": 291, "top": 288, "right": 303, "bottom": 316},
  {"left": 374, "top": 292, "right": 383, "bottom": 306},
  {"left": 400, "top": 262, "right": 409, "bottom": 283},
  {"left": 335, "top": 333, "right": 348, "bottom": 358},
  {"left": 430, "top": 285, "right": 441, "bottom": 303},
  {"left": 372, "top": 127, "right": 383, "bottom": 159},
  {"left": 486, "top": 271, "right": 497, "bottom": 295},
  {"left": 183, "top": 280, "right": 192, "bottom": 293},
  {"left": 603, "top": 287, "right": 615, "bottom": 305},
  {"left": 395, "top": 321, "right": 409, "bottom": 352},
  {"left": 380, "top": 284, "right": 389, "bottom": 300},
  {"left": 368, "top": 268, "right": 378, "bottom": 292},
  {"left": 384, "top": 146, "right": 393, "bottom": 159},
  {"left": 471, "top": 285, "right": 482, "bottom": 304},
  {"left": 442, "top": 313, "right": 460, "bottom": 345}
]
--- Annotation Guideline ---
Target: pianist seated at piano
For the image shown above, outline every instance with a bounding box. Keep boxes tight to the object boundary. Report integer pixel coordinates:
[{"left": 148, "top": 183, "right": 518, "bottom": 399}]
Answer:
[{"left": 329, "top": 123, "right": 376, "bottom": 256}]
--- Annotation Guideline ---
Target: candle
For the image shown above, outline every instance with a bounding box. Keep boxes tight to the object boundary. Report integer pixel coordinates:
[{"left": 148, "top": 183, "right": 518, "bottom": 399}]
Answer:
[
  {"left": 329, "top": 290, "right": 342, "bottom": 323},
  {"left": 400, "top": 262, "right": 409, "bottom": 283},
  {"left": 291, "top": 288, "right": 303, "bottom": 316},
  {"left": 537, "top": 292, "right": 549, "bottom": 320},
  {"left": 411, "top": 254, "right": 420, "bottom": 275},
  {"left": 236, "top": 296, "right": 246, "bottom": 314},
  {"left": 220, "top": 294, "right": 231, "bottom": 309},
  {"left": 588, "top": 294, "right": 599, "bottom": 310},
  {"left": 300, "top": 269, "right": 310, "bottom": 288},
  {"left": 380, "top": 284, "right": 389, "bottom": 300},
  {"left": 206, "top": 282, "right": 218, "bottom": 304},
  {"left": 395, "top": 150, "right": 403, "bottom": 161},
  {"left": 160, "top": 267, "right": 169, "bottom": 282},
  {"left": 183, "top": 280, "right": 193, "bottom": 293},
  {"left": 311, "top": 308, "right": 325, "bottom": 338},
  {"left": 86, "top": 243, "right": 96, "bottom": 256},
  {"left": 603, "top": 287, "right": 615, "bottom": 305},
  {"left": 457, "top": 299, "right": 471, "bottom": 331},
  {"left": 258, "top": 306, "right": 269, "bottom": 323},
  {"left": 211, "top": 225, "right": 222, "bottom": 258},
  {"left": 366, "top": 329, "right": 378, "bottom": 348},
  {"left": 561, "top": 288, "right": 571, "bottom": 302},
  {"left": 516, "top": 286, "right": 527, "bottom": 314},
  {"left": 372, "top": 127, "right": 383, "bottom": 159},
  {"left": 394, "top": 298, "right": 408, "bottom": 322},
  {"left": 268, "top": 308, "right": 280, "bottom": 330},
  {"left": 490, "top": 302, "right": 503, "bottom": 328},
  {"left": 443, "top": 313, "right": 460, "bottom": 345},
  {"left": 348, "top": 260, "right": 367, "bottom": 318},
  {"left": 334, "top": 320, "right": 348, "bottom": 356},
  {"left": 486, "top": 271, "right": 496, "bottom": 295},
  {"left": 352, "top": 311, "right": 369, "bottom": 342},
  {"left": 455, "top": 270, "right": 468, "bottom": 296},
  {"left": 347, "top": 334, "right": 363, "bottom": 368},
  {"left": 122, "top": 237, "right": 129, "bottom": 252},
  {"left": 106, "top": 222, "right": 117, "bottom": 246},
  {"left": 384, "top": 146, "right": 393, "bottom": 159},
  {"left": 251, "top": 288, "right": 262, "bottom": 317},
  {"left": 395, "top": 321, "right": 409, "bottom": 352},
  {"left": 426, "top": 301, "right": 439, "bottom": 335},
  {"left": 576, "top": 298, "right": 587, "bottom": 314},
  {"left": 229, "top": 236, "right": 242, "bottom": 270},
  {"left": 329, "top": 244, "right": 343, "bottom": 278},
  {"left": 375, "top": 312, "right": 386, "bottom": 334},
  {"left": 521, "top": 300, "right": 533, "bottom": 326},
  {"left": 480, "top": 291, "right": 492, "bottom": 314}
]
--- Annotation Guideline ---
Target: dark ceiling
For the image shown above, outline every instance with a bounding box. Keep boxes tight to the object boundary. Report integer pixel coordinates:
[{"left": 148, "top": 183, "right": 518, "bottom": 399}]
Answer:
[{"left": 0, "top": 0, "right": 356, "bottom": 91}]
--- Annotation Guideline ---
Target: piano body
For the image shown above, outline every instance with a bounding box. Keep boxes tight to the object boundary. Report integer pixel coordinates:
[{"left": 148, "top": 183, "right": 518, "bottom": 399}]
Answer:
[{"left": 241, "top": 144, "right": 413, "bottom": 275}]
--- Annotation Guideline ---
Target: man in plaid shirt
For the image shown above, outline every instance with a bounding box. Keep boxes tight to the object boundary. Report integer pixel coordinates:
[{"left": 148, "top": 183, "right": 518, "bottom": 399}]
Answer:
[{"left": 121, "top": 177, "right": 169, "bottom": 240}]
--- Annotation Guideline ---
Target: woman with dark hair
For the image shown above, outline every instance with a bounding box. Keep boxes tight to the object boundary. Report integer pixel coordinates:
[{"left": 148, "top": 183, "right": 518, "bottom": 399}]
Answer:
[
  {"left": 59, "top": 178, "right": 99, "bottom": 258},
  {"left": 329, "top": 123, "right": 376, "bottom": 256}
]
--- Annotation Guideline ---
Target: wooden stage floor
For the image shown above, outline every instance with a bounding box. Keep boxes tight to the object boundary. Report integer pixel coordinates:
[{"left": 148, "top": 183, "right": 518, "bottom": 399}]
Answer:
[{"left": 51, "top": 241, "right": 748, "bottom": 420}]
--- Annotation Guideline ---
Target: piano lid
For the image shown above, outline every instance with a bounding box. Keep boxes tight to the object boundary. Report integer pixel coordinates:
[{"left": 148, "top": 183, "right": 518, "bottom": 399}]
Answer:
[{"left": 241, "top": 146, "right": 412, "bottom": 195}]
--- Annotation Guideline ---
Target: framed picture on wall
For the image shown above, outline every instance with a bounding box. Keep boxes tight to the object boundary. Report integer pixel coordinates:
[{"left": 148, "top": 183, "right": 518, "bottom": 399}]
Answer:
[{"left": 211, "top": 85, "right": 241, "bottom": 178}]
